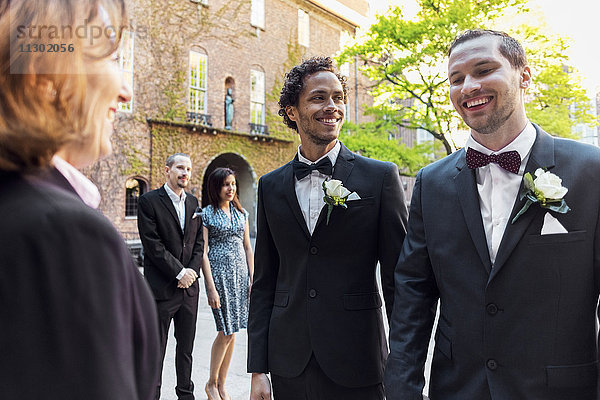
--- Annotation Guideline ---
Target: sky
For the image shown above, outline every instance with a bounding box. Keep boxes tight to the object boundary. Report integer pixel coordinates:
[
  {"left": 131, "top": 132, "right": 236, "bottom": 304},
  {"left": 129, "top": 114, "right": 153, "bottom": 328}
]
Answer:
[{"left": 368, "top": 0, "right": 600, "bottom": 93}]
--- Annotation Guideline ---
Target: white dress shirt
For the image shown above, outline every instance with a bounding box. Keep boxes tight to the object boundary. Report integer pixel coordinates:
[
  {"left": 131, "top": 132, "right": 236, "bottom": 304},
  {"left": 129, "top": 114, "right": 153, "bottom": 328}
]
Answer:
[
  {"left": 465, "top": 122, "right": 536, "bottom": 266},
  {"left": 164, "top": 183, "right": 187, "bottom": 232},
  {"left": 294, "top": 141, "right": 341, "bottom": 234},
  {"left": 164, "top": 183, "right": 187, "bottom": 280}
]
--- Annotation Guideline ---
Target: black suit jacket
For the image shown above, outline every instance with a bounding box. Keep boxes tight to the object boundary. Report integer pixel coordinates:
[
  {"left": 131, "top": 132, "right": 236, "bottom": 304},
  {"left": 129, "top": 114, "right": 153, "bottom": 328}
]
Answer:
[
  {"left": 137, "top": 186, "right": 203, "bottom": 300},
  {"left": 0, "top": 170, "right": 160, "bottom": 400},
  {"left": 247, "top": 143, "right": 408, "bottom": 388},
  {"left": 385, "top": 126, "right": 600, "bottom": 400}
]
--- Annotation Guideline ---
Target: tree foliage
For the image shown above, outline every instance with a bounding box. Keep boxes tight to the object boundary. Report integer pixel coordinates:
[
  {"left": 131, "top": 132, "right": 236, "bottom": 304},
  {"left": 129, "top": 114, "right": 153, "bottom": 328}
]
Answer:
[
  {"left": 339, "top": 0, "right": 596, "bottom": 155},
  {"left": 340, "top": 119, "right": 435, "bottom": 176},
  {"left": 515, "top": 24, "right": 597, "bottom": 137}
]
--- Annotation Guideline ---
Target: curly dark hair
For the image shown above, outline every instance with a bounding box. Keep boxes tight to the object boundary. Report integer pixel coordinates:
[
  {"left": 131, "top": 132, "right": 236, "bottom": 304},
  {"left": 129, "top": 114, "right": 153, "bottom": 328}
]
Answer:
[{"left": 278, "top": 56, "right": 348, "bottom": 132}]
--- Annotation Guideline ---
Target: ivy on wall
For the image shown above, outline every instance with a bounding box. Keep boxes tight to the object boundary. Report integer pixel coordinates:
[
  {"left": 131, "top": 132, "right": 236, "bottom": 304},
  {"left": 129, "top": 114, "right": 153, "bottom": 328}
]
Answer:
[
  {"left": 140, "top": 0, "right": 252, "bottom": 121},
  {"left": 265, "top": 35, "right": 304, "bottom": 142},
  {"left": 148, "top": 121, "right": 295, "bottom": 190}
]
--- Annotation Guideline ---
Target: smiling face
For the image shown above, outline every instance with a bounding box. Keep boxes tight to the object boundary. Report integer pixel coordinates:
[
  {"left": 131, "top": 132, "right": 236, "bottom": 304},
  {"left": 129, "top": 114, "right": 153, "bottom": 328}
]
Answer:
[
  {"left": 0, "top": 0, "right": 130, "bottom": 171},
  {"left": 285, "top": 71, "right": 345, "bottom": 149},
  {"left": 83, "top": 52, "right": 132, "bottom": 164},
  {"left": 448, "top": 35, "right": 530, "bottom": 144},
  {"left": 165, "top": 155, "right": 192, "bottom": 194},
  {"left": 57, "top": 6, "right": 132, "bottom": 169},
  {"left": 85, "top": 5, "right": 131, "bottom": 163},
  {"left": 219, "top": 173, "right": 237, "bottom": 204}
]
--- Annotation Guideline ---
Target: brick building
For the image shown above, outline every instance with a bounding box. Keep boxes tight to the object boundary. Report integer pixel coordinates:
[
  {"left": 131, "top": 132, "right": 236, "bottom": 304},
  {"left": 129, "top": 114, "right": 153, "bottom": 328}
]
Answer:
[{"left": 84, "top": 0, "right": 372, "bottom": 252}]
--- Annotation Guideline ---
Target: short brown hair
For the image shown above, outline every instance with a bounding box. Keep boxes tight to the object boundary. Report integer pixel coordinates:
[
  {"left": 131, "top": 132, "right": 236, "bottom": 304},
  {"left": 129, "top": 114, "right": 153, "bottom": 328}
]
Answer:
[
  {"left": 0, "top": 0, "right": 127, "bottom": 171},
  {"left": 448, "top": 29, "right": 527, "bottom": 70}
]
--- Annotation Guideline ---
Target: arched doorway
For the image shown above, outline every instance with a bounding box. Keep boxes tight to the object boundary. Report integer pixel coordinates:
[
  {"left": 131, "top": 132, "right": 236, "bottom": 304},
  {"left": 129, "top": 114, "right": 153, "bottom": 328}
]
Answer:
[{"left": 202, "top": 153, "right": 257, "bottom": 237}]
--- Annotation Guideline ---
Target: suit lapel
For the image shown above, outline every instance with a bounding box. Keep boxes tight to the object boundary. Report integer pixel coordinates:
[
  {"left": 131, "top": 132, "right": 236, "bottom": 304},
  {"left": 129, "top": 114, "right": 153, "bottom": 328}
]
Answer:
[
  {"left": 490, "top": 127, "right": 556, "bottom": 281},
  {"left": 158, "top": 186, "right": 184, "bottom": 236},
  {"left": 314, "top": 143, "right": 355, "bottom": 229},
  {"left": 182, "top": 195, "right": 196, "bottom": 238},
  {"left": 331, "top": 143, "right": 355, "bottom": 182},
  {"left": 283, "top": 161, "right": 311, "bottom": 240},
  {"left": 454, "top": 151, "right": 492, "bottom": 273}
]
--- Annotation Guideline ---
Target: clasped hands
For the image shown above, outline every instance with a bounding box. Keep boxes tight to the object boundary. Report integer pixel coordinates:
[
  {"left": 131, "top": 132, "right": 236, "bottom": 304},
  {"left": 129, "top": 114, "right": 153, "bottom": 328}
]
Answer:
[{"left": 177, "top": 268, "right": 198, "bottom": 289}]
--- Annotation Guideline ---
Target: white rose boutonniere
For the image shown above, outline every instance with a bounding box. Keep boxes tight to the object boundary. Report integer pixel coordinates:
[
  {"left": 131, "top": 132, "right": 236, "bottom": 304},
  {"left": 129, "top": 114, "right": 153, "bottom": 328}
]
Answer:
[
  {"left": 511, "top": 168, "right": 570, "bottom": 224},
  {"left": 322, "top": 179, "right": 357, "bottom": 225}
]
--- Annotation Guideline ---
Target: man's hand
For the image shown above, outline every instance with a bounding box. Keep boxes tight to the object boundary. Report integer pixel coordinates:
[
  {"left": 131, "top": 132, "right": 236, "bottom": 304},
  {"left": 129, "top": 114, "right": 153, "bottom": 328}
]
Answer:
[
  {"left": 250, "top": 373, "right": 272, "bottom": 400},
  {"left": 177, "top": 268, "right": 197, "bottom": 289},
  {"left": 207, "top": 287, "right": 221, "bottom": 309}
]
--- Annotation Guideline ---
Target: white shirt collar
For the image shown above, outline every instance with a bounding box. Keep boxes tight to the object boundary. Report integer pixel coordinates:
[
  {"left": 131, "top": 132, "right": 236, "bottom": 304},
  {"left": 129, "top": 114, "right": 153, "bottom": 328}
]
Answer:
[
  {"left": 51, "top": 155, "right": 101, "bottom": 209},
  {"left": 465, "top": 122, "right": 536, "bottom": 161},
  {"left": 164, "top": 182, "right": 187, "bottom": 203},
  {"left": 296, "top": 140, "right": 341, "bottom": 169}
]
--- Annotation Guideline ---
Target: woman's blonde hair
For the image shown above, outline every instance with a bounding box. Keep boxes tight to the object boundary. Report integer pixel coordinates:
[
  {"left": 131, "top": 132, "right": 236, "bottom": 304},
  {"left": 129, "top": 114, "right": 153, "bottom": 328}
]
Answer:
[{"left": 0, "top": 0, "right": 127, "bottom": 171}]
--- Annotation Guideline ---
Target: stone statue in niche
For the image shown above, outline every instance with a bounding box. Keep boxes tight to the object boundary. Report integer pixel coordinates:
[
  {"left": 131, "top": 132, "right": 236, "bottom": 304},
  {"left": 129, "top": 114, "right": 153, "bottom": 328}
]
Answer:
[{"left": 224, "top": 88, "right": 234, "bottom": 130}]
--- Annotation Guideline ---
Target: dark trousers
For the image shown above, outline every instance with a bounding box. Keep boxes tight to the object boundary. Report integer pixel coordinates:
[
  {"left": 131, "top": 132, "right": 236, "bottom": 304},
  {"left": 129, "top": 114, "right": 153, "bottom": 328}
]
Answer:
[
  {"left": 271, "top": 354, "right": 384, "bottom": 400},
  {"left": 155, "top": 289, "right": 199, "bottom": 400}
]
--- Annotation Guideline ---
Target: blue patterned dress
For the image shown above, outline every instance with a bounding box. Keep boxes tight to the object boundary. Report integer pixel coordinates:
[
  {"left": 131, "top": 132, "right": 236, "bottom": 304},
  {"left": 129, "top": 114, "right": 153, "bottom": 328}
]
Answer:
[{"left": 201, "top": 204, "right": 250, "bottom": 335}]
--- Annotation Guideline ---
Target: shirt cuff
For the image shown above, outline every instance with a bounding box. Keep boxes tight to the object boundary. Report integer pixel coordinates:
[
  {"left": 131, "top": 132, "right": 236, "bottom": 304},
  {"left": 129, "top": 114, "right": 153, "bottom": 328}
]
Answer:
[{"left": 176, "top": 268, "right": 186, "bottom": 280}]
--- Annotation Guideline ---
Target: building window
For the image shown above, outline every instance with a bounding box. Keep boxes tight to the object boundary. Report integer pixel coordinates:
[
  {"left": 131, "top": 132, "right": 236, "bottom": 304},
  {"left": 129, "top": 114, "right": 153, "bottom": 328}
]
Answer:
[
  {"left": 298, "top": 9, "right": 309, "bottom": 47},
  {"left": 117, "top": 29, "right": 134, "bottom": 112},
  {"left": 125, "top": 178, "right": 147, "bottom": 218},
  {"left": 251, "top": 0, "right": 264, "bottom": 29},
  {"left": 189, "top": 50, "right": 208, "bottom": 114},
  {"left": 250, "top": 69, "right": 265, "bottom": 126}
]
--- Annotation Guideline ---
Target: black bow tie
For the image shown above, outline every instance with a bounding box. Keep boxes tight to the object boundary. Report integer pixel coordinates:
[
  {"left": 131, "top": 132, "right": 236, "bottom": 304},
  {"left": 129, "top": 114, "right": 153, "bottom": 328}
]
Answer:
[
  {"left": 292, "top": 157, "right": 333, "bottom": 180},
  {"left": 466, "top": 147, "right": 521, "bottom": 174}
]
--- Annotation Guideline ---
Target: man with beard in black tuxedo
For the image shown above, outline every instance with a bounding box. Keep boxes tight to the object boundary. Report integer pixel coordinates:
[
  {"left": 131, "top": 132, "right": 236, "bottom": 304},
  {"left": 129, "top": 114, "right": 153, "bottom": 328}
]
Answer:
[{"left": 248, "top": 56, "right": 408, "bottom": 400}]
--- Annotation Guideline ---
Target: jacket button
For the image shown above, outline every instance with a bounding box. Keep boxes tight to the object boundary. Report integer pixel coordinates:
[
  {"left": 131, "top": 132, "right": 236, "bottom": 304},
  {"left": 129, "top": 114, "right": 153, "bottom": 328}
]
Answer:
[
  {"left": 486, "top": 303, "right": 498, "bottom": 315},
  {"left": 487, "top": 359, "right": 498, "bottom": 370},
  {"left": 310, "top": 246, "right": 318, "bottom": 255},
  {"left": 309, "top": 289, "right": 317, "bottom": 298}
]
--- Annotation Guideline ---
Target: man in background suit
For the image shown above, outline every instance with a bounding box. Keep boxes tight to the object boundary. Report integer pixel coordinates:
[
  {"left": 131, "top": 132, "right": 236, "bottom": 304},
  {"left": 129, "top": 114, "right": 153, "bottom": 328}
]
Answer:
[
  {"left": 138, "top": 153, "right": 204, "bottom": 400},
  {"left": 385, "top": 29, "right": 600, "bottom": 400},
  {"left": 248, "top": 56, "right": 408, "bottom": 399}
]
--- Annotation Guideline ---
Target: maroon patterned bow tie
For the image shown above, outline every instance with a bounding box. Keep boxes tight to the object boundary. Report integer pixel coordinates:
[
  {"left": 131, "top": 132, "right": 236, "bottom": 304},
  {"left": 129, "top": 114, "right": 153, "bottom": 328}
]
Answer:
[{"left": 466, "top": 147, "right": 521, "bottom": 174}]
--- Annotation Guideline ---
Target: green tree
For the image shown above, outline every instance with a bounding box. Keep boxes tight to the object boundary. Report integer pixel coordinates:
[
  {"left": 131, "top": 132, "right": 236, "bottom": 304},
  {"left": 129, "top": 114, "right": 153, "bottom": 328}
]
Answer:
[
  {"left": 340, "top": 119, "right": 435, "bottom": 176},
  {"left": 339, "top": 0, "right": 595, "bottom": 155},
  {"left": 515, "top": 25, "right": 597, "bottom": 137}
]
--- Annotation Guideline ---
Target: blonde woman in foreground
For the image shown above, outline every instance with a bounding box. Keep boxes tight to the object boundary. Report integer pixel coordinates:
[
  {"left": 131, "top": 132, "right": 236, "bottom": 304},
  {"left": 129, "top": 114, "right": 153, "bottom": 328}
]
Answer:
[{"left": 0, "top": 1, "right": 160, "bottom": 399}]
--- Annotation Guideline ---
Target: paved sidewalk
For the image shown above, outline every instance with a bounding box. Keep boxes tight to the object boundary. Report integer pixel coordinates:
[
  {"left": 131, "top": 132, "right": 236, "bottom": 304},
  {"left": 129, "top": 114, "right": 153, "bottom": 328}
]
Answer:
[
  {"left": 158, "top": 268, "right": 435, "bottom": 400},
  {"left": 159, "top": 283, "right": 251, "bottom": 400}
]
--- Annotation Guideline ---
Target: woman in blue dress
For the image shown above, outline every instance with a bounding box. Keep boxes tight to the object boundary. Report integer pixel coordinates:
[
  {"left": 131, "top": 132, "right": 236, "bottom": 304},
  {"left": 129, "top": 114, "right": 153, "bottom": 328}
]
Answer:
[{"left": 201, "top": 167, "right": 254, "bottom": 400}]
